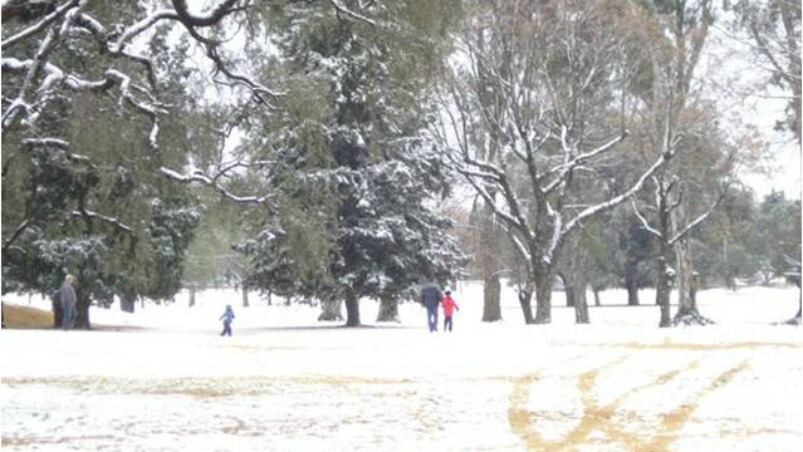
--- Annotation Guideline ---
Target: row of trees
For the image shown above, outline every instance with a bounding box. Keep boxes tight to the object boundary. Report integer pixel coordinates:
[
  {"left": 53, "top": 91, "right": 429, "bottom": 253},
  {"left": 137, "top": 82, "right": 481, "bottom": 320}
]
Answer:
[
  {"left": 457, "top": 187, "right": 801, "bottom": 317},
  {"left": 2, "top": 0, "right": 800, "bottom": 327}
]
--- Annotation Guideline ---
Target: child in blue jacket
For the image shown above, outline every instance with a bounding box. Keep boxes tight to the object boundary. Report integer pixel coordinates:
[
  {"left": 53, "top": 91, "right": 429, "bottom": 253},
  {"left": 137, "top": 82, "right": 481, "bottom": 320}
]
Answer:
[{"left": 220, "top": 305, "right": 235, "bottom": 336}]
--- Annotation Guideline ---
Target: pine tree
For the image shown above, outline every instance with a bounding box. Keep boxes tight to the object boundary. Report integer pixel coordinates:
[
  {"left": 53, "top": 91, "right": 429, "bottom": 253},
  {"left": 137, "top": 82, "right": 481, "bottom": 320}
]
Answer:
[{"left": 238, "top": 1, "right": 466, "bottom": 326}]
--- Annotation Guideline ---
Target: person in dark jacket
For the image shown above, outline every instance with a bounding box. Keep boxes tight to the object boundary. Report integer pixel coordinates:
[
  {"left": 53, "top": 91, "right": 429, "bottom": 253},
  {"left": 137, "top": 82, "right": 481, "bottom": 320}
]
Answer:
[
  {"left": 59, "top": 274, "right": 77, "bottom": 330},
  {"left": 219, "top": 305, "right": 235, "bottom": 336},
  {"left": 420, "top": 282, "right": 442, "bottom": 332}
]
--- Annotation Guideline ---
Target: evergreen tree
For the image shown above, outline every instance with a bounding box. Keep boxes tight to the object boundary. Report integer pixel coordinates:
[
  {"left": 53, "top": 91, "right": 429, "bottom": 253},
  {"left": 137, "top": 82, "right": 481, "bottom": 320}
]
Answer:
[{"left": 238, "top": 1, "right": 466, "bottom": 326}]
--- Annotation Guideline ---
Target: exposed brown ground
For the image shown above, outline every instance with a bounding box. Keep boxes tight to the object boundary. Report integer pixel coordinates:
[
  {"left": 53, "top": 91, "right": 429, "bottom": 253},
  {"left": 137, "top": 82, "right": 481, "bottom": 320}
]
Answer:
[{"left": 1, "top": 303, "right": 53, "bottom": 329}]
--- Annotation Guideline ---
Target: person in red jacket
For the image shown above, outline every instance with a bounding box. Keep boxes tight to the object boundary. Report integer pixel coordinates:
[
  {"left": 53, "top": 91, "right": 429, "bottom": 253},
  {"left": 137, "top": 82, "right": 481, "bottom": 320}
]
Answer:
[{"left": 441, "top": 290, "right": 460, "bottom": 332}]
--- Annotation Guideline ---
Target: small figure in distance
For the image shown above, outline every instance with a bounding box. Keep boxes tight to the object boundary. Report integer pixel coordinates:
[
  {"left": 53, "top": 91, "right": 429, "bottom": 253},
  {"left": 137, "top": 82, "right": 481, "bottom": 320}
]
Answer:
[
  {"left": 441, "top": 290, "right": 460, "bottom": 332},
  {"left": 60, "top": 274, "right": 78, "bottom": 330},
  {"left": 420, "top": 280, "right": 442, "bottom": 332},
  {"left": 219, "top": 305, "right": 235, "bottom": 336}
]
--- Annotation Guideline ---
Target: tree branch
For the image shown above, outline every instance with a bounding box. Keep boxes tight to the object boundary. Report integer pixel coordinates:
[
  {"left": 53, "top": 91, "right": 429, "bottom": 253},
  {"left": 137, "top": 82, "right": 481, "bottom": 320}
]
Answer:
[{"left": 159, "top": 167, "right": 274, "bottom": 206}]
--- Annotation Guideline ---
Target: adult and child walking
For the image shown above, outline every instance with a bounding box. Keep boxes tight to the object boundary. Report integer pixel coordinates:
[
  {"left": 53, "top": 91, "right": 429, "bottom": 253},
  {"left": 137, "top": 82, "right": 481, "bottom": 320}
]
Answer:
[{"left": 421, "top": 282, "right": 459, "bottom": 332}]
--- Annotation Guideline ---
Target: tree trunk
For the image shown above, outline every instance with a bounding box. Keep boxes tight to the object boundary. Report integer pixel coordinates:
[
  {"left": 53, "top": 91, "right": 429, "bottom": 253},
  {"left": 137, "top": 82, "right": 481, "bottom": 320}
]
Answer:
[
  {"left": 593, "top": 287, "right": 601, "bottom": 306},
  {"left": 482, "top": 274, "right": 502, "bottom": 322},
  {"left": 345, "top": 293, "right": 360, "bottom": 327},
  {"left": 74, "top": 292, "right": 91, "bottom": 329},
  {"left": 189, "top": 285, "right": 196, "bottom": 308},
  {"left": 518, "top": 284, "right": 535, "bottom": 324},
  {"left": 242, "top": 283, "right": 249, "bottom": 308},
  {"left": 534, "top": 267, "right": 553, "bottom": 324},
  {"left": 121, "top": 294, "right": 135, "bottom": 313},
  {"left": 571, "top": 259, "right": 589, "bottom": 324},
  {"left": 656, "top": 244, "right": 672, "bottom": 328},
  {"left": 626, "top": 273, "right": 640, "bottom": 306},
  {"left": 562, "top": 273, "right": 575, "bottom": 307},
  {"left": 574, "top": 282, "right": 589, "bottom": 324},
  {"left": 376, "top": 295, "right": 399, "bottom": 323},
  {"left": 672, "top": 237, "right": 714, "bottom": 326},
  {"left": 51, "top": 296, "right": 63, "bottom": 328},
  {"left": 318, "top": 298, "right": 343, "bottom": 321}
]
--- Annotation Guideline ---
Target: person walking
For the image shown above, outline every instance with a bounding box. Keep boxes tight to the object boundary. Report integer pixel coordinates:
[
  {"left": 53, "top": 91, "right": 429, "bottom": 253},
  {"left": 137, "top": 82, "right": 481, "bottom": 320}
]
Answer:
[
  {"left": 59, "top": 274, "right": 77, "bottom": 330},
  {"left": 420, "top": 281, "right": 442, "bottom": 332},
  {"left": 219, "top": 305, "right": 235, "bottom": 336},
  {"left": 441, "top": 290, "right": 460, "bottom": 332}
]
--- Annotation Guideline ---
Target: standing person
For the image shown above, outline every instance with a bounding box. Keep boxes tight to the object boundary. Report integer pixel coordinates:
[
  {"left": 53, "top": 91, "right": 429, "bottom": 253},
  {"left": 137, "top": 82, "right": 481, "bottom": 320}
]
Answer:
[
  {"left": 59, "top": 274, "right": 77, "bottom": 330},
  {"left": 219, "top": 305, "right": 235, "bottom": 336},
  {"left": 420, "top": 281, "right": 442, "bottom": 332},
  {"left": 441, "top": 290, "right": 460, "bottom": 332}
]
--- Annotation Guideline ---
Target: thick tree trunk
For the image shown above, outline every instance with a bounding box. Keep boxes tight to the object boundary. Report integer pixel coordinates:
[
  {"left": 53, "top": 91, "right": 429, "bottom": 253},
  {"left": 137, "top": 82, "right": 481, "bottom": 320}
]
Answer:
[
  {"left": 672, "top": 237, "right": 714, "bottom": 326},
  {"left": 121, "top": 294, "right": 136, "bottom": 313},
  {"left": 592, "top": 287, "right": 601, "bottom": 306},
  {"left": 518, "top": 284, "right": 535, "bottom": 324},
  {"left": 656, "top": 246, "right": 672, "bottom": 328},
  {"left": 51, "top": 297, "right": 63, "bottom": 328},
  {"left": 571, "top": 260, "right": 590, "bottom": 324},
  {"left": 562, "top": 273, "right": 575, "bottom": 307},
  {"left": 626, "top": 273, "right": 640, "bottom": 306},
  {"left": 74, "top": 293, "right": 91, "bottom": 329},
  {"left": 376, "top": 295, "right": 399, "bottom": 323},
  {"left": 318, "top": 299, "right": 343, "bottom": 321},
  {"left": 482, "top": 274, "right": 502, "bottom": 322},
  {"left": 345, "top": 293, "right": 360, "bottom": 327},
  {"left": 534, "top": 268, "right": 553, "bottom": 324},
  {"left": 561, "top": 233, "right": 590, "bottom": 324},
  {"left": 574, "top": 282, "right": 589, "bottom": 324}
]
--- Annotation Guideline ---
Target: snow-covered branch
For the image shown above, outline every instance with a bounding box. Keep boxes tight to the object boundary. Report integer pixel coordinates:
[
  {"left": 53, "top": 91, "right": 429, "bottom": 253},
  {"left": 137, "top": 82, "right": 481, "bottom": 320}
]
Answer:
[
  {"left": 560, "top": 147, "right": 675, "bottom": 243},
  {"left": 1, "top": 0, "right": 78, "bottom": 50},
  {"left": 543, "top": 131, "right": 628, "bottom": 194},
  {"left": 630, "top": 199, "right": 663, "bottom": 238},
  {"left": 21, "top": 137, "right": 91, "bottom": 164},
  {"left": 159, "top": 167, "right": 274, "bottom": 206},
  {"left": 108, "top": 10, "right": 179, "bottom": 54},
  {"left": 458, "top": 166, "right": 527, "bottom": 236},
  {"left": 329, "top": 0, "right": 377, "bottom": 26},
  {"left": 667, "top": 189, "right": 728, "bottom": 245},
  {"left": 71, "top": 210, "right": 132, "bottom": 233}
]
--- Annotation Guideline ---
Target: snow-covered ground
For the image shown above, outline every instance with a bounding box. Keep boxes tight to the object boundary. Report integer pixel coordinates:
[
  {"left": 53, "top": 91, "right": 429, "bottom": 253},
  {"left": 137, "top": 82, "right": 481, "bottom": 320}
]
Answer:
[{"left": 2, "top": 283, "right": 802, "bottom": 451}]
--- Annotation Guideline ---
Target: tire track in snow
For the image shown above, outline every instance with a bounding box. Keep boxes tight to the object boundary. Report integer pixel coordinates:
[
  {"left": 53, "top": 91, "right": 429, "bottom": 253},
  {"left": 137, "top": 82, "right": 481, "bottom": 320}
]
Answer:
[
  {"left": 645, "top": 359, "right": 750, "bottom": 451},
  {"left": 507, "top": 353, "right": 629, "bottom": 451},
  {"left": 507, "top": 349, "right": 752, "bottom": 451}
]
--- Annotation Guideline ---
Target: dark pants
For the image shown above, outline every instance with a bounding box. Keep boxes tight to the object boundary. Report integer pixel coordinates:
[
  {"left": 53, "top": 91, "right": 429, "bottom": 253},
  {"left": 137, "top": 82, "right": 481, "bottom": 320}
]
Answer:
[
  {"left": 444, "top": 315, "right": 453, "bottom": 332},
  {"left": 62, "top": 304, "right": 76, "bottom": 330},
  {"left": 221, "top": 321, "right": 232, "bottom": 336},
  {"left": 426, "top": 306, "right": 438, "bottom": 332}
]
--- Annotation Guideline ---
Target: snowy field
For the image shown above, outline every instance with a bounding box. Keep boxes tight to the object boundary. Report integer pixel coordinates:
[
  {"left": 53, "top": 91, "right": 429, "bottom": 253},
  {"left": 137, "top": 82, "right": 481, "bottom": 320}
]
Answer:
[{"left": 2, "top": 283, "right": 802, "bottom": 451}]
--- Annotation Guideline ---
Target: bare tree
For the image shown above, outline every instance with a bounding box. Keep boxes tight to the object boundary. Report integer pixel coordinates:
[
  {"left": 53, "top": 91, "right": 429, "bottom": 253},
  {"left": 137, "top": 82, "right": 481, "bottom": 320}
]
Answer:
[
  {"left": 629, "top": 0, "right": 736, "bottom": 327},
  {"left": 432, "top": 0, "right": 674, "bottom": 324}
]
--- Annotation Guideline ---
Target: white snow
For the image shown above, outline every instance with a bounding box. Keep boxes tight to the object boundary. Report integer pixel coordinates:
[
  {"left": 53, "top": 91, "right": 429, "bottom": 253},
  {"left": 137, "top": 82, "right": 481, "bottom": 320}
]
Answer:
[{"left": 2, "top": 283, "right": 802, "bottom": 451}]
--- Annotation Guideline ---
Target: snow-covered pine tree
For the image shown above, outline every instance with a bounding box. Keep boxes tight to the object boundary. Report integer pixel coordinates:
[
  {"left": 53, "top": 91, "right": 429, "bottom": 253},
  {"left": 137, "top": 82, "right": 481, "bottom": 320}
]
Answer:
[{"left": 238, "top": 0, "right": 466, "bottom": 326}]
